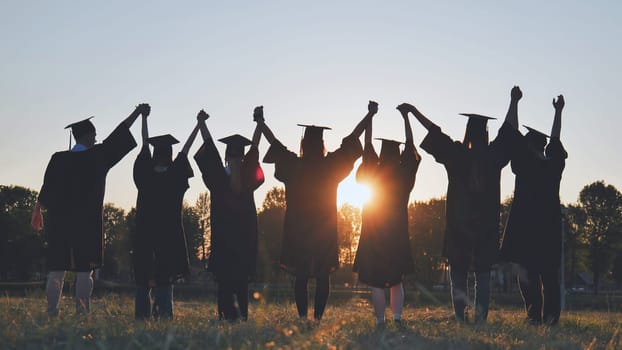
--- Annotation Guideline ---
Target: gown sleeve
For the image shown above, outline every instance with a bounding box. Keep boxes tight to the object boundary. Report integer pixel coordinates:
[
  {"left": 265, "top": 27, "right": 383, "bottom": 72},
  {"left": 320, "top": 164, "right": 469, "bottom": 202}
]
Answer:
[
  {"left": 101, "top": 122, "right": 138, "bottom": 171},
  {"left": 327, "top": 135, "right": 363, "bottom": 181},
  {"left": 401, "top": 141, "right": 421, "bottom": 191},
  {"left": 172, "top": 152, "right": 195, "bottom": 189},
  {"left": 263, "top": 140, "right": 298, "bottom": 183},
  {"left": 193, "top": 137, "right": 227, "bottom": 192},
  {"left": 545, "top": 138, "right": 568, "bottom": 180},
  {"left": 355, "top": 144, "right": 379, "bottom": 185},
  {"left": 133, "top": 145, "right": 152, "bottom": 189},
  {"left": 242, "top": 146, "right": 265, "bottom": 192},
  {"left": 489, "top": 121, "right": 521, "bottom": 168},
  {"left": 38, "top": 153, "right": 60, "bottom": 208},
  {"left": 420, "top": 126, "right": 460, "bottom": 165}
]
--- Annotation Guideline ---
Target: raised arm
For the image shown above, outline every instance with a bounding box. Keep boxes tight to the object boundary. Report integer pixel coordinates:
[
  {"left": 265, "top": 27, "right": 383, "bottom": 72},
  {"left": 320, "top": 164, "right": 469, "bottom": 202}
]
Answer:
[
  {"left": 347, "top": 101, "right": 377, "bottom": 139},
  {"left": 123, "top": 103, "right": 150, "bottom": 128},
  {"left": 398, "top": 103, "right": 439, "bottom": 131},
  {"left": 397, "top": 105, "right": 414, "bottom": 144},
  {"left": 505, "top": 86, "right": 522, "bottom": 130},
  {"left": 141, "top": 113, "right": 149, "bottom": 145},
  {"left": 256, "top": 106, "right": 279, "bottom": 145},
  {"left": 551, "top": 95, "right": 564, "bottom": 139},
  {"left": 252, "top": 106, "right": 264, "bottom": 147},
  {"left": 196, "top": 109, "right": 213, "bottom": 143},
  {"left": 364, "top": 114, "right": 372, "bottom": 146},
  {"left": 181, "top": 119, "right": 202, "bottom": 155}
]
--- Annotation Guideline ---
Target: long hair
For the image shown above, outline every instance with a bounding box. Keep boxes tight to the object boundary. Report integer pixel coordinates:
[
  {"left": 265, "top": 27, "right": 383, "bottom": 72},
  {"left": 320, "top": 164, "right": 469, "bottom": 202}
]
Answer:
[
  {"left": 463, "top": 119, "right": 489, "bottom": 149},
  {"left": 299, "top": 137, "right": 326, "bottom": 159}
]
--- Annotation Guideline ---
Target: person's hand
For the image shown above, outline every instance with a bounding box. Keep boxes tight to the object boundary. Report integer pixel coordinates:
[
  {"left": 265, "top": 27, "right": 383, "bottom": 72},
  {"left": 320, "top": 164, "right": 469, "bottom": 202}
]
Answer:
[
  {"left": 31, "top": 210, "right": 43, "bottom": 231},
  {"left": 253, "top": 106, "right": 264, "bottom": 123},
  {"left": 137, "top": 103, "right": 151, "bottom": 117},
  {"left": 396, "top": 103, "right": 414, "bottom": 116},
  {"left": 197, "top": 109, "right": 209, "bottom": 122},
  {"left": 553, "top": 95, "right": 564, "bottom": 111},
  {"left": 368, "top": 100, "right": 378, "bottom": 115},
  {"left": 511, "top": 86, "right": 522, "bottom": 102}
]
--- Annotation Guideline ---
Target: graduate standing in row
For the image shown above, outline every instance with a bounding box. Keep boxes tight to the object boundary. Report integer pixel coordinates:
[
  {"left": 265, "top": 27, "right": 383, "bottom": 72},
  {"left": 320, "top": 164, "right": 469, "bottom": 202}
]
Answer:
[
  {"left": 194, "top": 108, "right": 265, "bottom": 321},
  {"left": 31, "top": 104, "right": 149, "bottom": 316},
  {"left": 353, "top": 103, "right": 420, "bottom": 325},
  {"left": 500, "top": 94, "right": 567, "bottom": 325},
  {"left": 401, "top": 86, "right": 521, "bottom": 323},
  {"left": 131, "top": 111, "right": 200, "bottom": 320},
  {"left": 257, "top": 102, "right": 373, "bottom": 321}
]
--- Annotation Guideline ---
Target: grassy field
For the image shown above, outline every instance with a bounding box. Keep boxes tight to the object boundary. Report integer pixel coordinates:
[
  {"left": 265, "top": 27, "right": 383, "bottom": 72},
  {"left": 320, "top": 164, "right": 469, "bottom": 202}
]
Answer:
[{"left": 1, "top": 291, "right": 620, "bottom": 349}]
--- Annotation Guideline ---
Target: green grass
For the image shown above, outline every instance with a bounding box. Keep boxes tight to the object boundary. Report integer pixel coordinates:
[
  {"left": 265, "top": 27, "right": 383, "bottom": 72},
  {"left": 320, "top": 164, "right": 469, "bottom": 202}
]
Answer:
[{"left": 1, "top": 291, "right": 620, "bottom": 349}]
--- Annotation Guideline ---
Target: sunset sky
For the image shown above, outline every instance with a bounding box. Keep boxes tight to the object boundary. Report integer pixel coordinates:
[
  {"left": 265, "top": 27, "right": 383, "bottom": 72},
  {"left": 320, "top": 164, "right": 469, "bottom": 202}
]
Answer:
[{"left": 1, "top": 1, "right": 620, "bottom": 210}]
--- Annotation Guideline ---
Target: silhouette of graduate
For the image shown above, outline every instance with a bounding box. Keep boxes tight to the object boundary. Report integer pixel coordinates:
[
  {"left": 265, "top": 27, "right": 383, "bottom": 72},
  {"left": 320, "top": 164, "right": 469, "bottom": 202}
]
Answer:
[
  {"left": 193, "top": 107, "right": 265, "bottom": 321},
  {"left": 353, "top": 102, "right": 421, "bottom": 326},
  {"left": 401, "top": 87, "right": 521, "bottom": 323},
  {"left": 132, "top": 110, "right": 200, "bottom": 320},
  {"left": 500, "top": 93, "right": 567, "bottom": 326},
  {"left": 256, "top": 102, "right": 374, "bottom": 321},
  {"left": 31, "top": 103, "right": 149, "bottom": 316}
]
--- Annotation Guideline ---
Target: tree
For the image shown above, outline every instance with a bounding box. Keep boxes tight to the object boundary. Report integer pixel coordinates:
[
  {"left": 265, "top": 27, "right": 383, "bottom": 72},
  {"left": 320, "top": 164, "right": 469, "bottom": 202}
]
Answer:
[
  {"left": 337, "top": 203, "right": 361, "bottom": 266},
  {"left": 100, "top": 203, "right": 130, "bottom": 280},
  {"left": 408, "top": 198, "right": 446, "bottom": 287},
  {"left": 565, "top": 204, "right": 589, "bottom": 288},
  {"left": 0, "top": 185, "right": 44, "bottom": 280},
  {"left": 576, "top": 181, "right": 622, "bottom": 294},
  {"left": 194, "top": 192, "right": 211, "bottom": 268},
  {"left": 182, "top": 203, "right": 203, "bottom": 269},
  {"left": 256, "top": 187, "right": 286, "bottom": 282}
]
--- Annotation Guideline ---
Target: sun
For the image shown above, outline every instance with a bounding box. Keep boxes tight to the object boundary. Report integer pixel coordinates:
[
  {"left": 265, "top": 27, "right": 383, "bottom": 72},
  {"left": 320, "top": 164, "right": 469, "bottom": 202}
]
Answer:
[{"left": 337, "top": 170, "right": 372, "bottom": 208}]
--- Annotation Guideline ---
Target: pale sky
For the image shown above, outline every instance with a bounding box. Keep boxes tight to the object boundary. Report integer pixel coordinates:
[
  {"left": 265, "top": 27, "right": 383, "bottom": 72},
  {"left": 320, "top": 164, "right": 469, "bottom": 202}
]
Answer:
[{"left": 1, "top": 1, "right": 620, "bottom": 210}]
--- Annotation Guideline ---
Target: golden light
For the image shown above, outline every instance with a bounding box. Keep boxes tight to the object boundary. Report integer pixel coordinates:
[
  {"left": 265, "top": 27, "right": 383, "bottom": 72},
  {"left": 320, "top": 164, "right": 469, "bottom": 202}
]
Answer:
[{"left": 337, "top": 171, "right": 372, "bottom": 208}]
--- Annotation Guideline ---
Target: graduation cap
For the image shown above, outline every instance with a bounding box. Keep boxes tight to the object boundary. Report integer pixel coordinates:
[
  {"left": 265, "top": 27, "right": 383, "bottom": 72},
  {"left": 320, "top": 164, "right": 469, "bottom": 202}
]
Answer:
[
  {"left": 297, "top": 124, "right": 331, "bottom": 142},
  {"left": 218, "top": 134, "right": 252, "bottom": 158},
  {"left": 148, "top": 134, "right": 179, "bottom": 159},
  {"left": 523, "top": 125, "right": 549, "bottom": 150},
  {"left": 375, "top": 138, "right": 402, "bottom": 160},
  {"left": 523, "top": 125, "right": 550, "bottom": 138},
  {"left": 65, "top": 117, "right": 96, "bottom": 139},
  {"left": 459, "top": 113, "right": 496, "bottom": 124},
  {"left": 460, "top": 113, "right": 495, "bottom": 146}
]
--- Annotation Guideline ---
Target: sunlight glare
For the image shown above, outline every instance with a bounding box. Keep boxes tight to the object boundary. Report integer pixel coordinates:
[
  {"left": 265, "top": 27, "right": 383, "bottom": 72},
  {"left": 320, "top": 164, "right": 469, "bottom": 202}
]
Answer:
[{"left": 337, "top": 171, "right": 372, "bottom": 208}]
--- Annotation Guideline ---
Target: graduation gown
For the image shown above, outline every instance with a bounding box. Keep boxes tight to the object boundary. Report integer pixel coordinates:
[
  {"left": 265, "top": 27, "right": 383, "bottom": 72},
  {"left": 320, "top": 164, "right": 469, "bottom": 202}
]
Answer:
[
  {"left": 353, "top": 143, "right": 420, "bottom": 287},
  {"left": 38, "top": 123, "right": 137, "bottom": 271},
  {"left": 420, "top": 122, "right": 518, "bottom": 271},
  {"left": 194, "top": 138, "right": 264, "bottom": 282},
  {"left": 132, "top": 146, "right": 193, "bottom": 286},
  {"left": 264, "top": 136, "right": 362, "bottom": 276},
  {"left": 500, "top": 138, "right": 567, "bottom": 269}
]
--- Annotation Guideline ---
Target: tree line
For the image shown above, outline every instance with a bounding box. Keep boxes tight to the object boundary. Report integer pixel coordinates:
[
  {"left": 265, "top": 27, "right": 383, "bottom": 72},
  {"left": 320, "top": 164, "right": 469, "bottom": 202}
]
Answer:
[{"left": 1, "top": 181, "right": 621, "bottom": 294}]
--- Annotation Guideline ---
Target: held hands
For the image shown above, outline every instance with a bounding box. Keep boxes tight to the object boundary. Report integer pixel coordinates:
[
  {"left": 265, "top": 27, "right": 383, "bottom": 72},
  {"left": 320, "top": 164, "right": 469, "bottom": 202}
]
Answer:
[
  {"left": 396, "top": 103, "right": 414, "bottom": 117},
  {"left": 197, "top": 109, "right": 209, "bottom": 122},
  {"left": 511, "top": 86, "right": 522, "bottom": 102},
  {"left": 553, "top": 95, "right": 565, "bottom": 111},
  {"left": 368, "top": 100, "right": 378, "bottom": 115},
  {"left": 136, "top": 103, "right": 151, "bottom": 118},
  {"left": 253, "top": 106, "right": 264, "bottom": 123}
]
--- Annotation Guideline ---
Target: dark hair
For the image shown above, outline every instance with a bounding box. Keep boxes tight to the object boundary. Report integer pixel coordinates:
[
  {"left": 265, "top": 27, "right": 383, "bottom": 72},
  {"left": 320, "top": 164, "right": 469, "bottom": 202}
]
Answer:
[
  {"left": 299, "top": 137, "right": 326, "bottom": 158},
  {"left": 463, "top": 119, "right": 489, "bottom": 149}
]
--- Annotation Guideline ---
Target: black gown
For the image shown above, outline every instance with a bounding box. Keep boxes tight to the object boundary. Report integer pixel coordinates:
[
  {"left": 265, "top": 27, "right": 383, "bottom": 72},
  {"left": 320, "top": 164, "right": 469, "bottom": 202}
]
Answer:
[
  {"left": 38, "top": 123, "right": 137, "bottom": 271},
  {"left": 420, "top": 122, "right": 518, "bottom": 271},
  {"left": 353, "top": 143, "right": 420, "bottom": 287},
  {"left": 194, "top": 139, "right": 264, "bottom": 282},
  {"left": 264, "top": 136, "right": 362, "bottom": 276},
  {"left": 132, "top": 146, "right": 193, "bottom": 286},
  {"left": 500, "top": 138, "right": 567, "bottom": 269}
]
